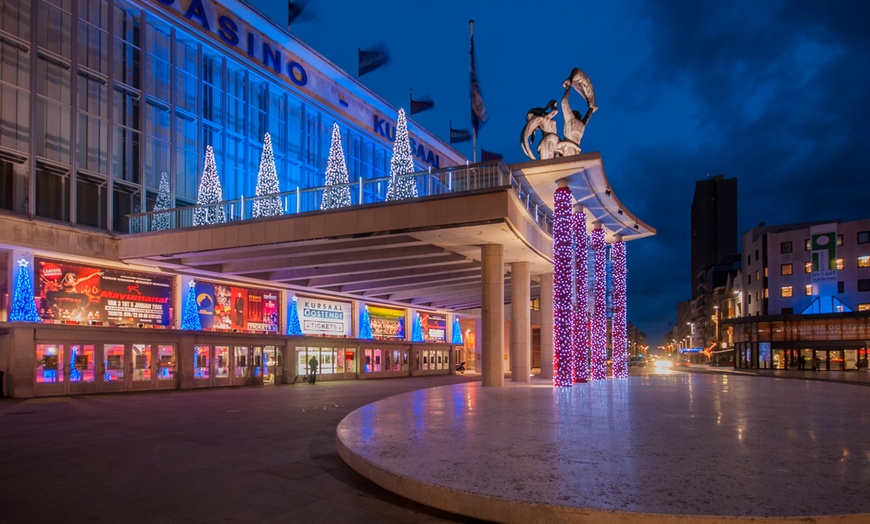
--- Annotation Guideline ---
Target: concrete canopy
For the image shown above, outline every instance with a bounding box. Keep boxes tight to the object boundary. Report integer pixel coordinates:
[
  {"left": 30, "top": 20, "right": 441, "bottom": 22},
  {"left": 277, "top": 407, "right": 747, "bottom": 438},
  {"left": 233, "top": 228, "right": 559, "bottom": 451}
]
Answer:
[{"left": 512, "top": 153, "right": 655, "bottom": 243}]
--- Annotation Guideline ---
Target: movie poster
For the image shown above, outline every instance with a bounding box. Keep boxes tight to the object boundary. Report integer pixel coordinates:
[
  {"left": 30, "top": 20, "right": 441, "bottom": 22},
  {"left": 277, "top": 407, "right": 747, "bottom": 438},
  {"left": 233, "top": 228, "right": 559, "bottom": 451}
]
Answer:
[
  {"left": 420, "top": 312, "right": 446, "bottom": 342},
  {"left": 194, "top": 281, "right": 278, "bottom": 333},
  {"left": 35, "top": 258, "right": 172, "bottom": 326},
  {"left": 368, "top": 306, "right": 406, "bottom": 340}
]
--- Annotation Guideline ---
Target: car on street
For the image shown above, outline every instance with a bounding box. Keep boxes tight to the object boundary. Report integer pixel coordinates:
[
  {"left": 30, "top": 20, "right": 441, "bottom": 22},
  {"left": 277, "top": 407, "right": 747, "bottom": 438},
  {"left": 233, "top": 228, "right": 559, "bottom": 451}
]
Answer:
[
  {"left": 674, "top": 358, "right": 692, "bottom": 367},
  {"left": 628, "top": 356, "right": 647, "bottom": 368}
]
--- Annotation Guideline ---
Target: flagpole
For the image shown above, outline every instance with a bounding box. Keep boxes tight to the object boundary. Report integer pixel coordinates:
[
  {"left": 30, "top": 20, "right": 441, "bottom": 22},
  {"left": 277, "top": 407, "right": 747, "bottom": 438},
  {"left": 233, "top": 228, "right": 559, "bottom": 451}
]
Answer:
[{"left": 470, "top": 20, "right": 477, "bottom": 163}]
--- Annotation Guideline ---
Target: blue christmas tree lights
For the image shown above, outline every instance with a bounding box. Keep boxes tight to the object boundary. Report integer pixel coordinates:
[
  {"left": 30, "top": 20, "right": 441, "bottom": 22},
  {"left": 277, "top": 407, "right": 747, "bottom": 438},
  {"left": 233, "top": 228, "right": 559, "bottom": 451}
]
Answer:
[
  {"left": 181, "top": 281, "right": 202, "bottom": 330},
  {"left": 10, "top": 258, "right": 40, "bottom": 322}
]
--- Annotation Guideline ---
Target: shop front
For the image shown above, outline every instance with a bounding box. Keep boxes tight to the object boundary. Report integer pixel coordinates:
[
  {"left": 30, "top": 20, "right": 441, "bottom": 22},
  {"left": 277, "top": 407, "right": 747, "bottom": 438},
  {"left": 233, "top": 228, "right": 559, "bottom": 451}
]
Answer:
[{"left": 726, "top": 313, "right": 870, "bottom": 371}]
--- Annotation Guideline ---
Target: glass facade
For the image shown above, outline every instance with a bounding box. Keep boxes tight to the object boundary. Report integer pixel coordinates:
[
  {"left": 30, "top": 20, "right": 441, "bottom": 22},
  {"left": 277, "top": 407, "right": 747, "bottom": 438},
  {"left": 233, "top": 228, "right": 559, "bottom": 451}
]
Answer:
[{"left": 1, "top": 0, "right": 406, "bottom": 232}]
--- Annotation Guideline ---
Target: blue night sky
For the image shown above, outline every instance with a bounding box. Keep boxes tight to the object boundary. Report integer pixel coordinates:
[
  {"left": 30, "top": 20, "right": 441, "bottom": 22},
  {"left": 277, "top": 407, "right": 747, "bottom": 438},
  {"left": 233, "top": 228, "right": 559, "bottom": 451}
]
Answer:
[{"left": 251, "top": 0, "right": 870, "bottom": 345}]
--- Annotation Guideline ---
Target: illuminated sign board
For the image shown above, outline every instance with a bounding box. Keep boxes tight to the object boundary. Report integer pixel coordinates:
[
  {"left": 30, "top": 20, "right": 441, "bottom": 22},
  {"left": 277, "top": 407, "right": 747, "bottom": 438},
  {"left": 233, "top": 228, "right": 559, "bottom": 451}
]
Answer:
[
  {"left": 296, "top": 296, "right": 353, "bottom": 337},
  {"left": 368, "top": 306, "right": 406, "bottom": 340},
  {"left": 420, "top": 312, "right": 446, "bottom": 342},
  {"left": 194, "top": 280, "right": 279, "bottom": 332},
  {"left": 35, "top": 258, "right": 172, "bottom": 326}
]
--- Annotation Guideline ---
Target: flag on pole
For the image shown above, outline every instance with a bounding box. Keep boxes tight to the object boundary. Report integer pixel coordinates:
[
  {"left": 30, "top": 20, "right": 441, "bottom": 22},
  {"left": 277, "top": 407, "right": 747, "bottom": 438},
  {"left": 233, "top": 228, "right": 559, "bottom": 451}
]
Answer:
[
  {"left": 287, "top": 1, "right": 304, "bottom": 26},
  {"left": 450, "top": 126, "right": 472, "bottom": 144},
  {"left": 410, "top": 90, "right": 435, "bottom": 115},
  {"left": 359, "top": 46, "right": 390, "bottom": 77},
  {"left": 470, "top": 20, "right": 488, "bottom": 133},
  {"left": 481, "top": 149, "right": 503, "bottom": 161}
]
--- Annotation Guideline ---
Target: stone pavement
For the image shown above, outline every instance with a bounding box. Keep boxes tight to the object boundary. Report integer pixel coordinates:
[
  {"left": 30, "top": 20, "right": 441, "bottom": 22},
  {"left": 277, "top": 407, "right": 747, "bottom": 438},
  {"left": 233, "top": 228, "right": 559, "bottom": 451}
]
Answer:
[
  {"left": 2, "top": 369, "right": 868, "bottom": 523},
  {"left": 337, "top": 370, "right": 870, "bottom": 523},
  {"left": 0, "top": 375, "right": 483, "bottom": 524}
]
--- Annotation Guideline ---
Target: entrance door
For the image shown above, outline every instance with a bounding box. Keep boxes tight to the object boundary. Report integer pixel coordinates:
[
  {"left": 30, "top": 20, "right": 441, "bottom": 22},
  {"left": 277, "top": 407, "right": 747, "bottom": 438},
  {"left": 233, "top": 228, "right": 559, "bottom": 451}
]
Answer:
[
  {"left": 35, "top": 344, "right": 66, "bottom": 396},
  {"left": 232, "top": 347, "right": 250, "bottom": 385},
  {"left": 156, "top": 345, "right": 177, "bottom": 389},
  {"left": 262, "top": 346, "right": 280, "bottom": 385},
  {"left": 214, "top": 346, "right": 230, "bottom": 386},
  {"left": 194, "top": 345, "right": 212, "bottom": 387},
  {"left": 131, "top": 344, "right": 153, "bottom": 390},
  {"left": 69, "top": 344, "right": 97, "bottom": 394},
  {"left": 343, "top": 349, "right": 356, "bottom": 379},
  {"left": 102, "top": 343, "right": 128, "bottom": 392}
]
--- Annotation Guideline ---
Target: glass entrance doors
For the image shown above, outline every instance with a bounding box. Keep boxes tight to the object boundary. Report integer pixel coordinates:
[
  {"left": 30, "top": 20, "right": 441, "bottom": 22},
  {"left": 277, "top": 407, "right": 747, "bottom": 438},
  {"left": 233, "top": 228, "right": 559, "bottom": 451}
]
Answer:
[{"left": 34, "top": 343, "right": 177, "bottom": 396}]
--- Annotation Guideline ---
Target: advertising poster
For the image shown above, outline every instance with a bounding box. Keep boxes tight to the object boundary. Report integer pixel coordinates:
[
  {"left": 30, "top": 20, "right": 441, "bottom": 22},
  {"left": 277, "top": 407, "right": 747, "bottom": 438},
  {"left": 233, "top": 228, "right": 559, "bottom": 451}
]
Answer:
[
  {"left": 194, "top": 281, "right": 279, "bottom": 333},
  {"left": 35, "top": 258, "right": 171, "bottom": 326},
  {"left": 810, "top": 223, "right": 838, "bottom": 296},
  {"left": 369, "top": 306, "right": 405, "bottom": 340},
  {"left": 297, "top": 296, "right": 352, "bottom": 336},
  {"left": 420, "top": 312, "right": 446, "bottom": 342},
  {"left": 196, "top": 281, "right": 216, "bottom": 329}
]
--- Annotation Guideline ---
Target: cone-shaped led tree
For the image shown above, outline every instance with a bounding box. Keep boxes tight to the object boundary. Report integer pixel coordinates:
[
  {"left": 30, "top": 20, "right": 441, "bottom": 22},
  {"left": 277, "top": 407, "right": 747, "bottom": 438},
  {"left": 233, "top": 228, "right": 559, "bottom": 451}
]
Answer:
[
  {"left": 193, "top": 145, "right": 226, "bottom": 226},
  {"left": 287, "top": 296, "right": 303, "bottom": 335},
  {"left": 152, "top": 171, "right": 172, "bottom": 231},
  {"left": 385, "top": 108, "right": 417, "bottom": 201},
  {"left": 451, "top": 317, "right": 463, "bottom": 344},
  {"left": 321, "top": 123, "right": 352, "bottom": 209},
  {"left": 181, "top": 281, "right": 202, "bottom": 330},
  {"left": 253, "top": 133, "right": 283, "bottom": 218},
  {"left": 359, "top": 305, "right": 373, "bottom": 339},
  {"left": 10, "top": 258, "right": 40, "bottom": 322},
  {"left": 412, "top": 313, "right": 424, "bottom": 342}
]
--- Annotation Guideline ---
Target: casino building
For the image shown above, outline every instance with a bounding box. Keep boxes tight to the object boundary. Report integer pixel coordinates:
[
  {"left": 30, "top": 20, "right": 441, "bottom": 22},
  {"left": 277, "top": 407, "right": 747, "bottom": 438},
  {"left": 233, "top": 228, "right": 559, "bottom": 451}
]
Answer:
[{"left": 0, "top": 0, "right": 653, "bottom": 398}]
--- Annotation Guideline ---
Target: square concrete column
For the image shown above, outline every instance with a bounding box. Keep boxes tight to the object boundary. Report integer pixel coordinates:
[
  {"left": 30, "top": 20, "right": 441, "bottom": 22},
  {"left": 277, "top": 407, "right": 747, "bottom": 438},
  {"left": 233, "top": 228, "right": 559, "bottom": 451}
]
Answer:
[
  {"left": 539, "top": 273, "right": 554, "bottom": 380},
  {"left": 481, "top": 244, "right": 504, "bottom": 387},
  {"left": 510, "top": 261, "right": 531, "bottom": 382}
]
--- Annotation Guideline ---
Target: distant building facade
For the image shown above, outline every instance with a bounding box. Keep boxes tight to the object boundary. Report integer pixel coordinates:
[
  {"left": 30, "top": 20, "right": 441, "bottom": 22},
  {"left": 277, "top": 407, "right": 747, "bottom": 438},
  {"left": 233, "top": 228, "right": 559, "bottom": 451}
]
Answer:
[{"left": 724, "top": 219, "right": 870, "bottom": 371}]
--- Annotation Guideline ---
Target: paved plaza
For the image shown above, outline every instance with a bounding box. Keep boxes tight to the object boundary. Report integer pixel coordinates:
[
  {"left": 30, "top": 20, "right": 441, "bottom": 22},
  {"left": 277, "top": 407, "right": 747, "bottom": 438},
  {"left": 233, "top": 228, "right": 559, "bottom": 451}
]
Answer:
[
  {"left": 2, "top": 370, "right": 868, "bottom": 523},
  {"left": 337, "top": 371, "right": 870, "bottom": 523}
]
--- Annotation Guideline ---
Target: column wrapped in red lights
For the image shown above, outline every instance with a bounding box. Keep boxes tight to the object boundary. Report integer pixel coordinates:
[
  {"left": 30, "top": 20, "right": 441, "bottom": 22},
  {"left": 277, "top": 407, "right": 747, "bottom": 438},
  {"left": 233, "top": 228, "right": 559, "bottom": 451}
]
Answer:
[
  {"left": 572, "top": 210, "right": 588, "bottom": 382},
  {"left": 552, "top": 185, "right": 574, "bottom": 387},
  {"left": 611, "top": 239, "right": 628, "bottom": 378},
  {"left": 590, "top": 227, "right": 607, "bottom": 380}
]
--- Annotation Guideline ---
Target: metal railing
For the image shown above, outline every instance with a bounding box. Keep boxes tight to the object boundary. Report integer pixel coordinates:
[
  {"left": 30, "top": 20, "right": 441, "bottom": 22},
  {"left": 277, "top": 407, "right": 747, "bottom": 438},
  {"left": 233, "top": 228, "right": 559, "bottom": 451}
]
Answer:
[{"left": 127, "top": 160, "right": 553, "bottom": 234}]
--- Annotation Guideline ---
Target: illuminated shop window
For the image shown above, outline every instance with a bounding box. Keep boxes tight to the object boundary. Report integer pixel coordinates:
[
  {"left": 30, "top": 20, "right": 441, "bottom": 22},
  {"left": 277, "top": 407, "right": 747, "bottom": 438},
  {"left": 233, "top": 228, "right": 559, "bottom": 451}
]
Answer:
[{"left": 781, "top": 286, "right": 793, "bottom": 298}]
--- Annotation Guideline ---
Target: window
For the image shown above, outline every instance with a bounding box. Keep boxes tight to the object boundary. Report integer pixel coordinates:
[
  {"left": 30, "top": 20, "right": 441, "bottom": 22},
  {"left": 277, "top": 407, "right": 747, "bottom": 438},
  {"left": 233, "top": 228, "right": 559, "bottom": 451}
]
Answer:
[
  {"left": 756, "top": 291, "right": 761, "bottom": 301},
  {"left": 858, "top": 231, "right": 870, "bottom": 244},
  {"left": 835, "top": 258, "right": 844, "bottom": 270},
  {"left": 805, "top": 239, "right": 811, "bottom": 251},
  {"left": 837, "top": 234, "right": 843, "bottom": 247},
  {"left": 805, "top": 284, "right": 813, "bottom": 296},
  {"left": 858, "top": 304, "right": 870, "bottom": 311},
  {"left": 748, "top": 274, "right": 752, "bottom": 285},
  {"left": 838, "top": 281, "right": 844, "bottom": 294},
  {"left": 781, "top": 286, "right": 793, "bottom": 298},
  {"left": 859, "top": 256, "right": 870, "bottom": 268},
  {"left": 805, "top": 261, "right": 812, "bottom": 273},
  {"left": 748, "top": 295, "right": 752, "bottom": 305},
  {"left": 780, "top": 241, "right": 792, "bottom": 254},
  {"left": 756, "top": 270, "right": 760, "bottom": 280},
  {"left": 859, "top": 279, "right": 870, "bottom": 292},
  {"left": 764, "top": 288, "right": 768, "bottom": 298},
  {"left": 755, "top": 249, "right": 759, "bottom": 260},
  {"left": 764, "top": 267, "right": 768, "bottom": 278},
  {"left": 781, "top": 264, "right": 793, "bottom": 275},
  {"left": 747, "top": 255, "right": 751, "bottom": 266}
]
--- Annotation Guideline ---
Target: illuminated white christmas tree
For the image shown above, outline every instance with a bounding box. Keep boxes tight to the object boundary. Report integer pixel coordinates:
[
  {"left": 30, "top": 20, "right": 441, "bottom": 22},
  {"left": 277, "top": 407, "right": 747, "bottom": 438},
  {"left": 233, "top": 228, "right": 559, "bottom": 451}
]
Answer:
[
  {"left": 193, "top": 145, "right": 226, "bottom": 226},
  {"left": 152, "top": 171, "right": 172, "bottom": 231},
  {"left": 253, "top": 133, "right": 283, "bottom": 218},
  {"left": 10, "top": 258, "right": 41, "bottom": 322},
  {"left": 385, "top": 108, "right": 417, "bottom": 201},
  {"left": 321, "top": 123, "right": 352, "bottom": 209}
]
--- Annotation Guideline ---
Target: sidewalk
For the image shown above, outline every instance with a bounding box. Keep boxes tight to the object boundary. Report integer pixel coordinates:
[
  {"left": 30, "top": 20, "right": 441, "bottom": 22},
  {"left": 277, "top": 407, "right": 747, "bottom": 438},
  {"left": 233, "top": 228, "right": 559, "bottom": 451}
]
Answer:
[{"left": 683, "top": 365, "right": 870, "bottom": 386}]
